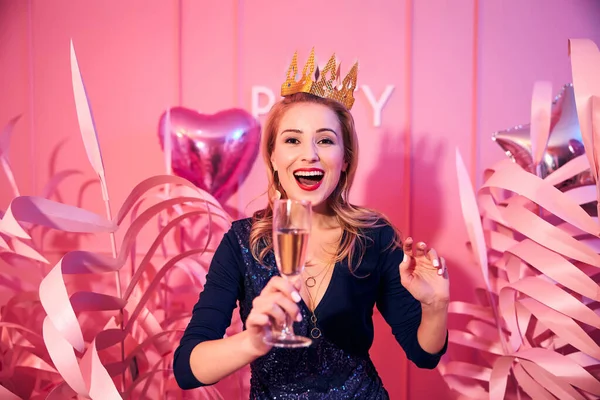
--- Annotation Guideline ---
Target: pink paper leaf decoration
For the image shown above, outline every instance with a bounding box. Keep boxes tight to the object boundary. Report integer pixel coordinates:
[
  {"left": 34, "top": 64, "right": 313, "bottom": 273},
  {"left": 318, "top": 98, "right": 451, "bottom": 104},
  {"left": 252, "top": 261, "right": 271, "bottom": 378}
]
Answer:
[
  {"left": 70, "top": 40, "right": 108, "bottom": 201},
  {"left": 529, "top": 81, "right": 553, "bottom": 169},
  {"left": 1, "top": 195, "right": 116, "bottom": 238},
  {"left": 443, "top": 149, "right": 600, "bottom": 399},
  {"left": 0, "top": 385, "right": 22, "bottom": 400},
  {"left": 569, "top": 38, "right": 600, "bottom": 220},
  {"left": 0, "top": 115, "right": 22, "bottom": 198},
  {"left": 0, "top": 41, "right": 248, "bottom": 399}
]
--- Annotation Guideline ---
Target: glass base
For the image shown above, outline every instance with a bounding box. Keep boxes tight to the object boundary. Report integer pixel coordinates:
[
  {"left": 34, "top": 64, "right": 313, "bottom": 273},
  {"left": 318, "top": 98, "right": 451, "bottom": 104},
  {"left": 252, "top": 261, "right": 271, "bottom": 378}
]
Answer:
[{"left": 263, "top": 333, "right": 312, "bottom": 348}]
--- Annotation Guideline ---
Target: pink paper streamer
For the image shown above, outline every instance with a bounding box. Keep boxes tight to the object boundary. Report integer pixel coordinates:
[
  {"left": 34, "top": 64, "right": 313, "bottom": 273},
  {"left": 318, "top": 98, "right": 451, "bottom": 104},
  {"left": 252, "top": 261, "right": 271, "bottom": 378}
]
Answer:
[
  {"left": 569, "top": 38, "right": 600, "bottom": 218},
  {"left": 0, "top": 385, "right": 21, "bottom": 400},
  {"left": 38, "top": 195, "right": 221, "bottom": 353},
  {"left": 512, "top": 363, "right": 554, "bottom": 400},
  {"left": 448, "top": 301, "right": 495, "bottom": 324},
  {"left": 504, "top": 238, "right": 599, "bottom": 299},
  {"left": 519, "top": 297, "right": 600, "bottom": 359},
  {"left": 514, "top": 348, "right": 600, "bottom": 395},
  {"left": 482, "top": 161, "right": 600, "bottom": 235},
  {"left": 456, "top": 149, "right": 490, "bottom": 290},
  {"left": 448, "top": 330, "right": 505, "bottom": 355},
  {"left": 70, "top": 40, "right": 108, "bottom": 201},
  {"left": 8, "top": 237, "right": 49, "bottom": 264},
  {"left": 42, "top": 316, "right": 87, "bottom": 395},
  {"left": 530, "top": 81, "right": 553, "bottom": 169},
  {"left": 569, "top": 39, "right": 600, "bottom": 181},
  {"left": 45, "top": 382, "right": 77, "bottom": 400},
  {"left": 79, "top": 331, "right": 122, "bottom": 399},
  {"left": 1, "top": 196, "right": 116, "bottom": 238},
  {"left": 0, "top": 116, "right": 22, "bottom": 198},
  {"left": 519, "top": 359, "right": 587, "bottom": 400},
  {"left": 489, "top": 356, "right": 513, "bottom": 400},
  {"left": 543, "top": 154, "right": 591, "bottom": 187},
  {"left": 0, "top": 44, "right": 239, "bottom": 399},
  {"left": 449, "top": 142, "right": 600, "bottom": 398},
  {"left": 563, "top": 185, "right": 597, "bottom": 206},
  {"left": 442, "top": 361, "right": 492, "bottom": 381},
  {"left": 507, "top": 276, "right": 600, "bottom": 327}
]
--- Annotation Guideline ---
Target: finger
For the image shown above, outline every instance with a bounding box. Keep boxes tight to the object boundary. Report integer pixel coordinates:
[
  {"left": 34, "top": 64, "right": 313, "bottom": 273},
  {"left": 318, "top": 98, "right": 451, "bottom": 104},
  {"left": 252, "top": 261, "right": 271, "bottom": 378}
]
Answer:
[
  {"left": 254, "top": 291, "right": 302, "bottom": 324},
  {"left": 246, "top": 312, "right": 270, "bottom": 329},
  {"left": 287, "top": 274, "right": 302, "bottom": 292},
  {"left": 264, "top": 276, "right": 301, "bottom": 303},
  {"left": 399, "top": 251, "right": 410, "bottom": 271},
  {"left": 438, "top": 256, "right": 448, "bottom": 277},
  {"left": 428, "top": 248, "right": 441, "bottom": 269},
  {"left": 271, "top": 292, "right": 302, "bottom": 322},
  {"left": 414, "top": 241, "right": 428, "bottom": 258},
  {"left": 399, "top": 251, "right": 413, "bottom": 285},
  {"left": 261, "top": 300, "right": 288, "bottom": 326},
  {"left": 271, "top": 189, "right": 281, "bottom": 203},
  {"left": 403, "top": 237, "right": 414, "bottom": 256}
]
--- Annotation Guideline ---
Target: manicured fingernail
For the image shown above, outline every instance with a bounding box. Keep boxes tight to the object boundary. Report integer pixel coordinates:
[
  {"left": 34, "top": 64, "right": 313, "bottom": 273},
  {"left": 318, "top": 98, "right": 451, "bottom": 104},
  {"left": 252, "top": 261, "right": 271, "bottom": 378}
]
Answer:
[
  {"left": 296, "top": 313, "right": 303, "bottom": 322},
  {"left": 402, "top": 253, "right": 408, "bottom": 263},
  {"left": 292, "top": 291, "right": 301, "bottom": 303},
  {"left": 437, "top": 267, "right": 444, "bottom": 275},
  {"left": 433, "top": 258, "right": 440, "bottom": 267}
]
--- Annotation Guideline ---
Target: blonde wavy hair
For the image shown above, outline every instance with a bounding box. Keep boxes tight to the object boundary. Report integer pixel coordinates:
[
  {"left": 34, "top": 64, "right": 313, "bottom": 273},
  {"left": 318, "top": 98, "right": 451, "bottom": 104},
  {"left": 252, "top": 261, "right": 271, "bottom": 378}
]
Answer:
[{"left": 249, "top": 92, "right": 401, "bottom": 273}]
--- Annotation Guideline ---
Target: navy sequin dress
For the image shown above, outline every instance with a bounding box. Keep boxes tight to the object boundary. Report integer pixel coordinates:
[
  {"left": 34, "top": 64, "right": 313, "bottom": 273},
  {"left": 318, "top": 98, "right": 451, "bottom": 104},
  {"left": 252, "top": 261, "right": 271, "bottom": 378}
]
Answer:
[{"left": 174, "top": 218, "right": 447, "bottom": 399}]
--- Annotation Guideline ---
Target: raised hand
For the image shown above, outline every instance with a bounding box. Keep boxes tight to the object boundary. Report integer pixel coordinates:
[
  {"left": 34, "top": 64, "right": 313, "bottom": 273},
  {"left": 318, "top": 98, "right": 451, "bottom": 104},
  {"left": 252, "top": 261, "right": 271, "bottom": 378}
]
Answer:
[
  {"left": 246, "top": 276, "right": 302, "bottom": 355},
  {"left": 399, "top": 237, "right": 449, "bottom": 308}
]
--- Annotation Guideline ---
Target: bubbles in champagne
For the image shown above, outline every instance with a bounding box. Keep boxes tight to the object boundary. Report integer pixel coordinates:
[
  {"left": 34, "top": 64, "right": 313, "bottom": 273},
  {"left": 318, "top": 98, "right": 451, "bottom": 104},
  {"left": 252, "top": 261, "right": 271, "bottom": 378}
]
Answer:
[{"left": 275, "top": 228, "right": 309, "bottom": 276}]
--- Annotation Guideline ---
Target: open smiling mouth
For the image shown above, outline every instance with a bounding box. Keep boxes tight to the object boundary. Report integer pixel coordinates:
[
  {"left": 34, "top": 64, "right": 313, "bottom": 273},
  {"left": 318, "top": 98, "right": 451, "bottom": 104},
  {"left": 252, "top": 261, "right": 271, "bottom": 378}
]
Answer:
[{"left": 293, "top": 170, "right": 324, "bottom": 191}]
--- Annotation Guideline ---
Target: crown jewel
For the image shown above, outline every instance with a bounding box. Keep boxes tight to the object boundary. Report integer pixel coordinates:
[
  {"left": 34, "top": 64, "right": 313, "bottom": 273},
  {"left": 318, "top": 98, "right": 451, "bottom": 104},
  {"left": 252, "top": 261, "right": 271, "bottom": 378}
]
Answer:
[{"left": 281, "top": 48, "right": 358, "bottom": 110}]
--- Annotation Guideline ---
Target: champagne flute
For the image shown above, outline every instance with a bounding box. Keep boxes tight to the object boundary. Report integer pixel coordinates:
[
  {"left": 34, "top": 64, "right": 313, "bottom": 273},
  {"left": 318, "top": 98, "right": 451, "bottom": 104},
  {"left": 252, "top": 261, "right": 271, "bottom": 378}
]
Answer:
[{"left": 264, "top": 198, "right": 313, "bottom": 348}]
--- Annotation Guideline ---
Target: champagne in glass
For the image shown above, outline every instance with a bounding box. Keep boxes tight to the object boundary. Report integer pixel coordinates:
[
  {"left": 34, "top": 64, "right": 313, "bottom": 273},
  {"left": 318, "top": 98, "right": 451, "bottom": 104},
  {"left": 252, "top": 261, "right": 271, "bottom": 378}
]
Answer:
[
  {"left": 264, "top": 199, "right": 313, "bottom": 348},
  {"left": 275, "top": 228, "right": 309, "bottom": 277}
]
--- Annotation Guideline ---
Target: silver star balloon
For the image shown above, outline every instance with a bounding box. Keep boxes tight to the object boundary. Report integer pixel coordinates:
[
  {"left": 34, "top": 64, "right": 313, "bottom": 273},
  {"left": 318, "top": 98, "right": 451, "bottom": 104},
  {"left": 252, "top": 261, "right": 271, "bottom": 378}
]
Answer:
[
  {"left": 493, "top": 83, "right": 590, "bottom": 183},
  {"left": 492, "top": 83, "right": 596, "bottom": 214}
]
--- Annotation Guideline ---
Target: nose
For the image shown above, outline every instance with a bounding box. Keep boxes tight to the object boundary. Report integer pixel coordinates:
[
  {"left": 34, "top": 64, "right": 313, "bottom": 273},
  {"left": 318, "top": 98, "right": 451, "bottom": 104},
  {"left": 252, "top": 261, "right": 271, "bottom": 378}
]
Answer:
[{"left": 301, "top": 141, "right": 319, "bottom": 162}]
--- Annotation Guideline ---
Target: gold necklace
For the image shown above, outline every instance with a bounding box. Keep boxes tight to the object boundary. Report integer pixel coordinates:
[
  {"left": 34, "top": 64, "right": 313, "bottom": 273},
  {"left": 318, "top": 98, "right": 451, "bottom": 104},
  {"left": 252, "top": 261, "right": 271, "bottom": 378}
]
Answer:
[
  {"left": 305, "top": 261, "right": 334, "bottom": 339},
  {"left": 303, "top": 262, "right": 329, "bottom": 288}
]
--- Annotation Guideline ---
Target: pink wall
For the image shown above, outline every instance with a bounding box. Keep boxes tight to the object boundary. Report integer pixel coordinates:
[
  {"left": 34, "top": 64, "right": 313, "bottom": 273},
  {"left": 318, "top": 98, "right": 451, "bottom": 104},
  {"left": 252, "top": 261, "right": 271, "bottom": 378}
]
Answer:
[{"left": 1, "top": 0, "right": 600, "bottom": 399}]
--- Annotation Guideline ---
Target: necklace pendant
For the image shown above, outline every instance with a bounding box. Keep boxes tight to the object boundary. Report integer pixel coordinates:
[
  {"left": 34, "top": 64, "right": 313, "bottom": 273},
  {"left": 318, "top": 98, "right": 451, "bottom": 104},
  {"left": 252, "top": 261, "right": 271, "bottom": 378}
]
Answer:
[
  {"left": 310, "top": 327, "right": 322, "bottom": 339},
  {"left": 305, "top": 277, "right": 317, "bottom": 287}
]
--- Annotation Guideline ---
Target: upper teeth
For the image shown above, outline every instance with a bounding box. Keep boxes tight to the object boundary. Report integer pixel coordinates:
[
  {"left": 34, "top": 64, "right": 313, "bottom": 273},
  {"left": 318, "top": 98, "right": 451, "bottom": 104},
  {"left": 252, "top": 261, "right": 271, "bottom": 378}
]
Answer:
[{"left": 294, "top": 171, "right": 323, "bottom": 177}]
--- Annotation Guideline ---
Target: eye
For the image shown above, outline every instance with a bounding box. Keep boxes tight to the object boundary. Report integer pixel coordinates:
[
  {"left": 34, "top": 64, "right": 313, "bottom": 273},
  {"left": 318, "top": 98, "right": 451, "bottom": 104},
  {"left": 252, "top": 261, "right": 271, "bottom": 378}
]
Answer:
[
  {"left": 318, "top": 137, "right": 335, "bottom": 145},
  {"left": 284, "top": 137, "right": 300, "bottom": 144}
]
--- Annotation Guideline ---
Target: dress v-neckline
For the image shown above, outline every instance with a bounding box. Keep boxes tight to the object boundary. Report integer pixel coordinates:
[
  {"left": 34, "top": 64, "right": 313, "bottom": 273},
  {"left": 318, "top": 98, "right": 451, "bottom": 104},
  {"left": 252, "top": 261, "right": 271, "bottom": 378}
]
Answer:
[
  {"left": 301, "top": 228, "right": 346, "bottom": 315},
  {"left": 300, "top": 260, "right": 339, "bottom": 316}
]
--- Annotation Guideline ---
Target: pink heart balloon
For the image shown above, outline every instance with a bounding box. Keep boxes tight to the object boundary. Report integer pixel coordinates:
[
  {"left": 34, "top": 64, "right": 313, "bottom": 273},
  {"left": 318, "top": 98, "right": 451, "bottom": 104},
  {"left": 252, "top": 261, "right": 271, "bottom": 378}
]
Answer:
[{"left": 158, "top": 107, "right": 261, "bottom": 202}]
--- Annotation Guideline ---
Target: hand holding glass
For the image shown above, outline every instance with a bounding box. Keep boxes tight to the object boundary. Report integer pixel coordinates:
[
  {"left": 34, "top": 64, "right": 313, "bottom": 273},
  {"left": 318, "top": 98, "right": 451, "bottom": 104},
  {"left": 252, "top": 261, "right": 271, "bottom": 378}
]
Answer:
[{"left": 263, "top": 199, "right": 313, "bottom": 348}]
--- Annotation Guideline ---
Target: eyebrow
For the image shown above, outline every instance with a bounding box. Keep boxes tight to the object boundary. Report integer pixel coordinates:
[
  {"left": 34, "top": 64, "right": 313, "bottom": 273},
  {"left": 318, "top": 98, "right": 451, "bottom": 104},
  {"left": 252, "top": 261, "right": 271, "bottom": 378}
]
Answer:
[{"left": 279, "top": 128, "right": 338, "bottom": 136}]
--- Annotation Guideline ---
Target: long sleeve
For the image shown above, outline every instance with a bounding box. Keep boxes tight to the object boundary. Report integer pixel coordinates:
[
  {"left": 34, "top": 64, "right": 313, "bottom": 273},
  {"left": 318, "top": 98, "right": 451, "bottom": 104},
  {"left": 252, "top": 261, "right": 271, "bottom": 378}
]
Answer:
[
  {"left": 173, "top": 228, "right": 244, "bottom": 389},
  {"left": 375, "top": 225, "right": 447, "bottom": 369}
]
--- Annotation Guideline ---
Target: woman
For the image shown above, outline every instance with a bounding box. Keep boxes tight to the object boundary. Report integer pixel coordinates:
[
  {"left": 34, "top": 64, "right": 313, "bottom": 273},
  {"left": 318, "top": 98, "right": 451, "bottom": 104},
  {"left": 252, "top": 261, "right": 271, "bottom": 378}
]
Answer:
[{"left": 174, "top": 54, "right": 449, "bottom": 399}]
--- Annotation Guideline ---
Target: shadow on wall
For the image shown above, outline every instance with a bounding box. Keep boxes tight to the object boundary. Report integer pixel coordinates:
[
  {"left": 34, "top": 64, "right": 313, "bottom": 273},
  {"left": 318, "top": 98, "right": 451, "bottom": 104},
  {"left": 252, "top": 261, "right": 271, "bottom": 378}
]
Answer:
[
  {"left": 360, "top": 130, "right": 409, "bottom": 229},
  {"left": 362, "top": 130, "right": 447, "bottom": 243},
  {"left": 363, "top": 130, "right": 479, "bottom": 399}
]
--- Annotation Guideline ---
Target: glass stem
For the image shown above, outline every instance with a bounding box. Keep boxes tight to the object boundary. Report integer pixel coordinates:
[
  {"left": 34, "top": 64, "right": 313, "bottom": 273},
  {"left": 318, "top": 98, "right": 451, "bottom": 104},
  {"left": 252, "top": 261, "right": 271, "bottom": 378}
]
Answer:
[{"left": 281, "top": 313, "right": 293, "bottom": 336}]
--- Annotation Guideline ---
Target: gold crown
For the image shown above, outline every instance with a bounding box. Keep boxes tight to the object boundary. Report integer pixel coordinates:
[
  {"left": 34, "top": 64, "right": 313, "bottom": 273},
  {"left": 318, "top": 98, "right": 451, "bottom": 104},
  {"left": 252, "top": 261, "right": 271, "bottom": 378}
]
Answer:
[{"left": 281, "top": 48, "right": 358, "bottom": 110}]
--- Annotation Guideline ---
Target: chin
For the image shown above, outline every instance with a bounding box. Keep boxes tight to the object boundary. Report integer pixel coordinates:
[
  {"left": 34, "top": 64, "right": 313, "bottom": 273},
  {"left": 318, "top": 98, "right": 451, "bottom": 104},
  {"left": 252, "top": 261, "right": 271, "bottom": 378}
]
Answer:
[
  {"left": 281, "top": 176, "right": 338, "bottom": 209},
  {"left": 289, "top": 189, "right": 333, "bottom": 210}
]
